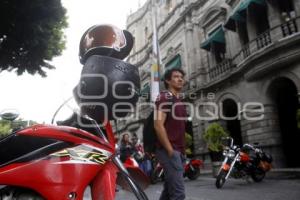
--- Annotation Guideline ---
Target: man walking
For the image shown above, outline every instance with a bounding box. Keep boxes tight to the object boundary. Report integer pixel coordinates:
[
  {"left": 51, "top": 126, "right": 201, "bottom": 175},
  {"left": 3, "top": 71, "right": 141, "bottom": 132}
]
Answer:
[{"left": 154, "top": 68, "right": 187, "bottom": 200}]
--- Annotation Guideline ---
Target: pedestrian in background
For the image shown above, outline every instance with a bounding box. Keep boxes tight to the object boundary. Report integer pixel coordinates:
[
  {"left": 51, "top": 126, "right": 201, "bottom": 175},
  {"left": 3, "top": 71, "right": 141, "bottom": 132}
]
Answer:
[
  {"left": 132, "top": 133, "right": 153, "bottom": 177},
  {"left": 154, "top": 68, "right": 187, "bottom": 200},
  {"left": 119, "top": 132, "right": 134, "bottom": 162}
]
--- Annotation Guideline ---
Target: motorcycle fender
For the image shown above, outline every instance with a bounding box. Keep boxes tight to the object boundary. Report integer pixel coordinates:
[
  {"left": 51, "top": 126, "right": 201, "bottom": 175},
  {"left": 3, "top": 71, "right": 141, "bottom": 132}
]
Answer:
[
  {"left": 124, "top": 157, "right": 139, "bottom": 167},
  {"left": 191, "top": 159, "right": 203, "bottom": 168},
  {"left": 222, "top": 163, "right": 230, "bottom": 171},
  {"left": 91, "top": 161, "right": 118, "bottom": 200},
  {"left": 117, "top": 165, "right": 150, "bottom": 191}
]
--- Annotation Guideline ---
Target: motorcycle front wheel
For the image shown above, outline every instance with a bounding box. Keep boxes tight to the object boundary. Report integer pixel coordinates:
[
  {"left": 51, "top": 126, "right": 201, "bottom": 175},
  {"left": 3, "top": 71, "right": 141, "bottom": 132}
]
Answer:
[
  {"left": 0, "top": 186, "right": 43, "bottom": 200},
  {"left": 215, "top": 169, "right": 228, "bottom": 189},
  {"left": 150, "top": 168, "right": 163, "bottom": 184},
  {"left": 251, "top": 168, "right": 266, "bottom": 182},
  {"left": 186, "top": 167, "right": 200, "bottom": 180}
]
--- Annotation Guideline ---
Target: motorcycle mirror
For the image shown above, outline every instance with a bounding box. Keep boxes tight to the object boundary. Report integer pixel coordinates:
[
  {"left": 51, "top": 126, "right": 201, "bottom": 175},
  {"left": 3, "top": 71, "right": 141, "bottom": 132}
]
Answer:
[{"left": 0, "top": 109, "right": 19, "bottom": 121}]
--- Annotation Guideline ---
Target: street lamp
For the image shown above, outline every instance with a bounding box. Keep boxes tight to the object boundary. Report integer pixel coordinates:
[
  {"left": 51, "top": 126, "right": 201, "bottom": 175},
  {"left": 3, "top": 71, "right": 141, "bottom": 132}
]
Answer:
[
  {"left": 0, "top": 109, "right": 19, "bottom": 121},
  {"left": 0, "top": 109, "right": 20, "bottom": 134}
]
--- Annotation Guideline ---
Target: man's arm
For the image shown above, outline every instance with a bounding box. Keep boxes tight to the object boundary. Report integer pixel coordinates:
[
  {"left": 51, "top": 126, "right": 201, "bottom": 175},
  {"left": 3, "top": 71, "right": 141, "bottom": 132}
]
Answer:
[{"left": 154, "top": 110, "right": 174, "bottom": 157}]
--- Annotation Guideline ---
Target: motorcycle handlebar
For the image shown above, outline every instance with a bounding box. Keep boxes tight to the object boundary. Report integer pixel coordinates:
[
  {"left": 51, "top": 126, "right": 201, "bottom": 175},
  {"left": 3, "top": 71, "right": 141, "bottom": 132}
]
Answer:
[{"left": 242, "top": 143, "right": 263, "bottom": 154}]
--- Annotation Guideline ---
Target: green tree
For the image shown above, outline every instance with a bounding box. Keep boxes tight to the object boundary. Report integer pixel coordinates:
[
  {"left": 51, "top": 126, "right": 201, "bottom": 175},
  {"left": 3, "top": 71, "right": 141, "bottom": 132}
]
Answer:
[
  {"left": 185, "top": 132, "right": 193, "bottom": 156},
  {"left": 0, "top": 119, "right": 38, "bottom": 137},
  {"left": 0, "top": 0, "right": 68, "bottom": 76},
  {"left": 0, "top": 120, "right": 12, "bottom": 136},
  {"left": 203, "top": 122, "right": 229, "bottom": 152}
]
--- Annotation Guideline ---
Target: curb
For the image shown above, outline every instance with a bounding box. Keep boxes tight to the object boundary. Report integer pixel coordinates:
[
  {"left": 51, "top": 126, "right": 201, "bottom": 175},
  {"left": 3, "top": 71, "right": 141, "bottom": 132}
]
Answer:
[
  {"left": 200, "top": 168, "right": 300, "bottom": 179},
  {"left": 266, "top": 168, "right": 300, "bottom": 179}
]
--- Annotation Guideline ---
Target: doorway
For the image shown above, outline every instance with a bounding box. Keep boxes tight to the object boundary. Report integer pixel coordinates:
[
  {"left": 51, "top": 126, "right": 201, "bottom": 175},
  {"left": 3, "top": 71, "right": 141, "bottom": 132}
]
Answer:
[
  {"left": 269, "top": 77, "right": 300, "bottom": 167},
  {"left": 222, "top": 99, "right": 243, "bottom": 146}
]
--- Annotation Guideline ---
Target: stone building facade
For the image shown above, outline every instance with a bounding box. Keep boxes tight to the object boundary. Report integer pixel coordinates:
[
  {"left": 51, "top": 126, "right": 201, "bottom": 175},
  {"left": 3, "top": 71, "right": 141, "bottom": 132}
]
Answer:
[{"left": 122, "top": 0, "right": 300, "bottom": 168}]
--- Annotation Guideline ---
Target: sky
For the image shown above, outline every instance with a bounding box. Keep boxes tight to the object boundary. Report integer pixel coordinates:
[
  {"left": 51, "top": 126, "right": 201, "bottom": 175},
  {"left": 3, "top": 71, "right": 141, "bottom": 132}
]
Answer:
[{"left": 0, "top": 0, "right": 147, "bottom": 123}]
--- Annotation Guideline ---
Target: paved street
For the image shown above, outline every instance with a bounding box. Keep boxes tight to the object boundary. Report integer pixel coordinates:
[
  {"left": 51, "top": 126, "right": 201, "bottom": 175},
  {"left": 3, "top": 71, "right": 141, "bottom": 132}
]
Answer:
[{"left": 115, "top": 176, "right": 300, "bottom": 200}]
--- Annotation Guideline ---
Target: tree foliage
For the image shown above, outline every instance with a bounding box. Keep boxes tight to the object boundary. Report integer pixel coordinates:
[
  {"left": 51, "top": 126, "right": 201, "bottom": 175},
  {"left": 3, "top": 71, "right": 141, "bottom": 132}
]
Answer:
[
  {"left": 185, "top": 132, "right": 193, "bottom": 156},
  {"left": 0, "top": 0, "right": 68, "bottom": 76},
  {"left": 203, "top": 122, "right": 229, "bottom": 152},
  {"left": 0, "top": 120, "right": 11, "bottom": 136},
  {"left": 0, "top": 119, "right": 38, "bottom": 137}
]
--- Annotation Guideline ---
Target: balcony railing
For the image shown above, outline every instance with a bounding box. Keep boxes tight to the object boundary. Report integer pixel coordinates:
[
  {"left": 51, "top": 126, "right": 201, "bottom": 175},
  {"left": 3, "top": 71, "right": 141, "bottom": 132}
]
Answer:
[
  {"left": 281, "top": 18, "right": 298, "bottom": 37},
  {"left": 232, "top": 16, "right": 300, "bottom": 68},
  {"left": 242, "top": 43, "right": 251, "bottom": 59},
  {"left": 208, "top": 17, "right": 300, "bottom": 82},
  {"left": 209, "top": 59, "right": 234, "bottom": 80},
  {"left": 256, "top": 31, "right": 272, "bottom": 50}
]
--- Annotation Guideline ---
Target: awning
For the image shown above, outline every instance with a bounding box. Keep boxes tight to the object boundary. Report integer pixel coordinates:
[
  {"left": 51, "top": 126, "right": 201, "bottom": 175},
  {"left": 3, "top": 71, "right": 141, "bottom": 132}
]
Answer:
[
  {"left": 165, "top": 54, "right": 182, "bottom": 70},
  {"left": 237, "top": 0, "right": 266, "bottom": 13},
  {"left": 161, "top": 54, "right": 182, "bottom": 81},
  {"left": 224, "top": 18, "right": 236, "bottom": 31},
  {"left": 224, "top": 0, "right": 265, "bottom": 31},
  {"left": 200, "top": 27, "right": 225, "bottom": 51},
  {"left": 140, "top": 84, "right": 150, "bottom": 96},
  {"left": 224, "top": 12, "right": 245, "bottom": 31}
]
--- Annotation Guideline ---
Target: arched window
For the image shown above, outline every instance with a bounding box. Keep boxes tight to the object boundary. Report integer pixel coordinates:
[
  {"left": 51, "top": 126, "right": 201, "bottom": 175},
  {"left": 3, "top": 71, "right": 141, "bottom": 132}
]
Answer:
[
  {"left": 277, "top": 0, "right": 296, "bottom": 21},
  {"left": 201, "top": 26, "right": 226, "bottom": 64}
]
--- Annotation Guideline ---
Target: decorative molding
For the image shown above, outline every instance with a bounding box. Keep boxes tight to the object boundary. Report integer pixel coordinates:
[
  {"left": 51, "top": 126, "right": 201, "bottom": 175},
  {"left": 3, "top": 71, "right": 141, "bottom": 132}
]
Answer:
[
  {"left": 127, "top": 1, "right": 151, "bottom": 29},
  {"left": 140, "top": 69, "right": 151, "bottom": 81},
  {"left": 185, "top": 21, "right": 193, "bottom": 31},
  {"left": 128, "top": 0, "right": 208, "bottom": 65},
  {"left": 201, "top": 6, "right": 227, "bottom": 29},
  {"left": 225, "top": 0, "right": 239, "bottom": 7},
  {"left": 167, "top": 47, "right": 175, "bottom": 57}
]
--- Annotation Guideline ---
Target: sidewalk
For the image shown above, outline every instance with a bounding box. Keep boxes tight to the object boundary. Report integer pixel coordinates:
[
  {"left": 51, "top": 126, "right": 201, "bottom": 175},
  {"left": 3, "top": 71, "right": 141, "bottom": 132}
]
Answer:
[
  {"left": 267, "top": 168, "right": 300, "bottom": 179},
  {"left": 199, "top": 168, "right": 300, "bottom": 179}
]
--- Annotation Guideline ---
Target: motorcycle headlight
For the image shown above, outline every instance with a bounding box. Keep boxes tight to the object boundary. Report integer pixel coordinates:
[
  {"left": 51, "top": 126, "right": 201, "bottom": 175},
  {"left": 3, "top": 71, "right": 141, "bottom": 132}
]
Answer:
[{"left": 227, "top": 150, "right": 236, "bottom": 158}]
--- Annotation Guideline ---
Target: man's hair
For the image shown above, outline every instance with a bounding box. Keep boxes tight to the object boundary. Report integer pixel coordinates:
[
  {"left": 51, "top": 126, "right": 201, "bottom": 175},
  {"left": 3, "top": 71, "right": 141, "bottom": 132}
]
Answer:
[{"left": 163, "top": 68, "right": 185, "bottom": 89}]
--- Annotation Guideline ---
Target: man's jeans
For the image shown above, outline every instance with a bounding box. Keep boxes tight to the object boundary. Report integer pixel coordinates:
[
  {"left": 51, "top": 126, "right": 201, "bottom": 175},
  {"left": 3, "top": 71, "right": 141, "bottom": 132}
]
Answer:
[{"left": 156, "top": 148, "right": 185, "bottom": 200}]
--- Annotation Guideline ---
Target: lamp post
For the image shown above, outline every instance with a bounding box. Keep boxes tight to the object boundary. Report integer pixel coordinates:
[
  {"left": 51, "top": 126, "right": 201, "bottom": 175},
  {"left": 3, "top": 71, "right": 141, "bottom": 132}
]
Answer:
[{"left": 0, "top": 109, "right": 20, "bottom": 134}]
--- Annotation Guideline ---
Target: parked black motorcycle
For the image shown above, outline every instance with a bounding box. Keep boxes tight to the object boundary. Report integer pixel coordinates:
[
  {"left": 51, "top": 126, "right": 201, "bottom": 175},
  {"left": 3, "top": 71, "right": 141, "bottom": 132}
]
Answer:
[{"left": 216, "top": 137, "right": 273, "bottom": 189}]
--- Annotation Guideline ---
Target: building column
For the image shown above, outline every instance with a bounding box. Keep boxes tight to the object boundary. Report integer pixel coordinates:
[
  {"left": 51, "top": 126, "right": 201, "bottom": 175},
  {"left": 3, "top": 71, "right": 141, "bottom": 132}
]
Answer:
[
  {"left": 246, "top": 9, "right": 257, "bottom": 42},
  {"left": 267, "top": 0, "right": 283, "bottom": 41},
  {"left": 292, "top": 0, "right": 300, "bottom": 33},
  {"left": 293, "top": 0, "right": 300, "bottom": 16},
  {"left": 192, "top": 11, "right": 202, "bottom": 73},
  {"left": 185, "top": 15, "right": 196, "bottom": 77},
  {"left": 198, "top": 26, "right": 209, "bottom": 85},
  {"left": 226, "top": 29, "right": 241, "bottom": 58},
  {"left": 267, "top": 1, "right": 282, "bottom": 27}
]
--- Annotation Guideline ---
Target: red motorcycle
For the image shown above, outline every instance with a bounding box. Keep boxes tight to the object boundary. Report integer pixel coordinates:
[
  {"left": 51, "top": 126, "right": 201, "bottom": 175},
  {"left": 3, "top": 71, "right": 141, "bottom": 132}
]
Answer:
[
  {"left": 215, "top": 137, "right": 273, "bottom": 188},
  {"left": 0, "top": 106, "right": 149, "bottom": 200},
  {"left": 150, "top": 156, "right": 203, "bottom": 183},
  {"left": 0, "top": 24, "right": 147, "bottom": 199},
  {"left": 184, "top": 158, "right": 203, "bottom": 180}
]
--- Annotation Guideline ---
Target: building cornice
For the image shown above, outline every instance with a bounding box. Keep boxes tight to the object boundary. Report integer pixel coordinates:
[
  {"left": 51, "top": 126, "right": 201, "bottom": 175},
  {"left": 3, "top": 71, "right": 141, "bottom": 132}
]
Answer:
[
  {"left": 127, "top": 1, "right": 151, "bottom": 29},
  {"left": 201, "top": 7, "right": 227, "bottom": 29},
  {"left": 128, "top": 0, "right": 209, "bottom": 64}
]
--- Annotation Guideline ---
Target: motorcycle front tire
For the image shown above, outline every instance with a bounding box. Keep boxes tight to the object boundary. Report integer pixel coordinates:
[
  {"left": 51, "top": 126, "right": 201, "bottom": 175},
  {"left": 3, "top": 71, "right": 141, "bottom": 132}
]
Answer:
[
  {"left": 150, "top": 168, "right": 163, "bottom": 184},
  {"left": 0, "top": 187, "right": 43, "bottom": 200},
  {"left": 251, "top": 168, "right": 266, "bottom": 182},
  {"left": 186, "top": 167, "right": 200, "bottom": 180},
  {"left": 215, "top": 169, "right": 228, "bottom": 189}
]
